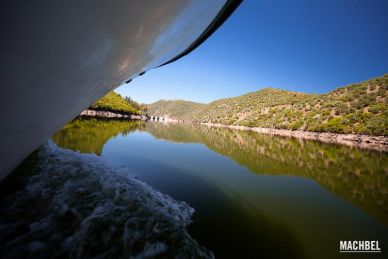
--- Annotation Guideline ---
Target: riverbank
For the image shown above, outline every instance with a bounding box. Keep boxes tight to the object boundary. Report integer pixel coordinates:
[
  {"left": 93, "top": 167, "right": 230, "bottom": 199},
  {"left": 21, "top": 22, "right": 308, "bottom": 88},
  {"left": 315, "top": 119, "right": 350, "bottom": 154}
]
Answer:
[
  {"left": 201, "top": 123, "right": 388, "bottom": 152},
  {"left": 80, "top": 109, "right": 148, "bottom": 120}
]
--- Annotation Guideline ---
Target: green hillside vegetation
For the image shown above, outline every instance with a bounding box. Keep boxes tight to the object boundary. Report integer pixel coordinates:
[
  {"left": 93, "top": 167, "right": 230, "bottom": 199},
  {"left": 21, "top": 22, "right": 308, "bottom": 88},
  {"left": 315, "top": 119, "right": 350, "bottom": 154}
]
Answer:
[
  {"left": 90, "top": 92, "right": 141, "bottom": 114},
  {"left": 148, "top": 74, "right": 388, "bottom": 136},
  {"left": 147, "top": 99, "right": 206, "bottom": 119},
  {"left": 124, "top": 96, "right": 148, "bottom": 114}
]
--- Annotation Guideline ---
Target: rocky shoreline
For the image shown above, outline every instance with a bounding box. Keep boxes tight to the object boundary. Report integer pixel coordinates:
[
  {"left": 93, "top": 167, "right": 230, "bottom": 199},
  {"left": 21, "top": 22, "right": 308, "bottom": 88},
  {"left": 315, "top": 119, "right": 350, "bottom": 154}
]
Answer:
[
  {"left": 201, "top": 123, "right": 388, "bottom": 152},
  {"left": 80, "top": 109, "right": 148, "bottom": 120}
]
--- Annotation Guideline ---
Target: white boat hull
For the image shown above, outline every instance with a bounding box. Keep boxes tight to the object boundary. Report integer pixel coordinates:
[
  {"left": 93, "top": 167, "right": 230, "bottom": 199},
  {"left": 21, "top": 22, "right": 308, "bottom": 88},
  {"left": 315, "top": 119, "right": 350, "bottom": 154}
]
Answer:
[{"left": 0, "top": 0, "right": 241, "bottom": 179}]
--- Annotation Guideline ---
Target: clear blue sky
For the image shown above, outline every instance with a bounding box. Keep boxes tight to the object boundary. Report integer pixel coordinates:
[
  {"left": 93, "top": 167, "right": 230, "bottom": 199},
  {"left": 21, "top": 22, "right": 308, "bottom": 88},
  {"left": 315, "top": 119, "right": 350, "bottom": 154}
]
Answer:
[{"left": 116, "top": 0, "right": 388, "bottom": 104}]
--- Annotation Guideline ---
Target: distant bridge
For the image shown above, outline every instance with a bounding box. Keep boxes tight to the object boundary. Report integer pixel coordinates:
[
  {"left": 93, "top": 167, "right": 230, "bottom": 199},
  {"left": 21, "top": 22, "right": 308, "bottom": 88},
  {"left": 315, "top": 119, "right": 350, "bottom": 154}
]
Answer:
[
  {"left": 149, "top": 115, "right": 165, "bottom": 121},
  {"left": 148, "top": 116, "right": 179, "bottom": 122}
]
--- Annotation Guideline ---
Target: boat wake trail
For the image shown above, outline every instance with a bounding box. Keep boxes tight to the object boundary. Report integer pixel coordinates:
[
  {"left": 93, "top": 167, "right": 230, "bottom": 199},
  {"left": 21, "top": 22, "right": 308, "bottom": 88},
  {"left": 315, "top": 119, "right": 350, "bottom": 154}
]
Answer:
[{"left": 0, "top": 141, "right": 213, "bottom": 258}]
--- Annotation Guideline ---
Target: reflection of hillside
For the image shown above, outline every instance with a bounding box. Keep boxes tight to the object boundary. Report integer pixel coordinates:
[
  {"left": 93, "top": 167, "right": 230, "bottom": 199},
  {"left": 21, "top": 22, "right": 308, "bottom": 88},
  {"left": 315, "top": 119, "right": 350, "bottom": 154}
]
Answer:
[
  {"left": 145, "top": 122, "right": 388, "bottom": 225},
  {"left": 52, "top": 119, "right": 145, "bottom": 155}
]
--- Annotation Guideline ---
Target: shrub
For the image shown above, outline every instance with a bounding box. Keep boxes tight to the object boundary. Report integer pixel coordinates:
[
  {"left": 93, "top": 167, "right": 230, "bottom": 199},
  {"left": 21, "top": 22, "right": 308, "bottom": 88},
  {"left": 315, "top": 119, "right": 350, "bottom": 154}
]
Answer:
[
  {"left": 377, "top": 87, "right": 386, "bottom": 97},
  {"left": 369, "top": 103, "right": 387, "bottom": 114},
  {"left": 354, "top": 97, "right": 368, "bottom": 109},
  {"left": 321, "top": 117, "right": 347, "bottom": 133},
  {"left": 321, "top": 109, "right": 331, "bottom": 116},
  {"left": 356, "top": 125, "right": 372, "bottom": 135},
  {"left": 289, "top": 120, "right": 304, "bottom": 130},
  {"left": 335, "top": 102, "right": 349, "bottom": 115}
]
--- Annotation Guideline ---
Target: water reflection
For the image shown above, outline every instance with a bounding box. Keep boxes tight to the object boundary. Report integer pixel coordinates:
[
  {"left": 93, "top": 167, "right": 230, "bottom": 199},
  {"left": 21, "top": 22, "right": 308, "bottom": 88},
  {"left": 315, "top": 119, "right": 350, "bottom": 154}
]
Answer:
[
  {"left": 53, "top": 119, "right": 387, "bottom": 226},
  {"left": 145, "top": 122, "right": 388, "bottom": 226},
  {"left": 52, "top": 119, "right": 145, "bottom": 155},
  {"left": 52, "top": 119, "right": 388, "bottom": 258}
]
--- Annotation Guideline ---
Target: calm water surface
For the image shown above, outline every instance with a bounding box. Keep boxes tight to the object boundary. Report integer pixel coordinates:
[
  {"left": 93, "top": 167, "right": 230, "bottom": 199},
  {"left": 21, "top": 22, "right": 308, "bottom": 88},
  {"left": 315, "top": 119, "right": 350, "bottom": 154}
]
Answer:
[{"left": 53, "top": 119, "right": 388, "bottom": 258}]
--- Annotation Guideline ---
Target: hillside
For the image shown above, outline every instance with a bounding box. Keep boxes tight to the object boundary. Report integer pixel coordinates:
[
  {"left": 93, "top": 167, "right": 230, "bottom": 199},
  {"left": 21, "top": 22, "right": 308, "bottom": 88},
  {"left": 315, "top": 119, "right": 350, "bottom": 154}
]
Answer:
[
  {"left": 147, "top": 99, "right": 206, "bottom": 119},
  {"left": 90, "top": 92, "right": 141, "bottom": 114},
  {"left": 148, "top": 74, "right": 388, "bottom": 136}
]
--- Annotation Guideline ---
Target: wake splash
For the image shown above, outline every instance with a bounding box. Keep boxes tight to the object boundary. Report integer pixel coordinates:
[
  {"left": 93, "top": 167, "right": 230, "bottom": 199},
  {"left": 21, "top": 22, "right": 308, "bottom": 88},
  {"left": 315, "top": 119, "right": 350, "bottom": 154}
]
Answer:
[{"left": 0, "top": 141, "right": 213, "bottom": 258}]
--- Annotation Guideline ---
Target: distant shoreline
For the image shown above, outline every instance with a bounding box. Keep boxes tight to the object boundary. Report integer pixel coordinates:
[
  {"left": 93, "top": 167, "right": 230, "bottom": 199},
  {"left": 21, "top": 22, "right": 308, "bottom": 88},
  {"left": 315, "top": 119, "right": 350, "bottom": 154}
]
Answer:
[
  {"left": 79, "top": 109, "right": 148, "bottom": 120},
  {"left": 78, "top": 111, "right": 388, "bottom": 151},
  {"left": 200, "top": 123, "right": 388, "bottom": 152}
]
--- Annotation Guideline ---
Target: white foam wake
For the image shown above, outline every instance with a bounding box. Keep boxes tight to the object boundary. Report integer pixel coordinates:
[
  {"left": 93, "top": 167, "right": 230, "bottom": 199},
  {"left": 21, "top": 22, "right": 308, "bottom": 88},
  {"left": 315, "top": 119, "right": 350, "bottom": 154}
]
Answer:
[{"left": 0, "top": 141, "right": 213, "bottom": 258}]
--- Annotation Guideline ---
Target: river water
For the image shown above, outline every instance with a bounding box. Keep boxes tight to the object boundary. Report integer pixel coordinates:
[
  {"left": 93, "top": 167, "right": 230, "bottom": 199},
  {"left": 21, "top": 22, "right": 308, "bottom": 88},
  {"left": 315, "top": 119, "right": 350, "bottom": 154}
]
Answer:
[{"left": 48, "top": 119, "right": 388, "bottom": 258}]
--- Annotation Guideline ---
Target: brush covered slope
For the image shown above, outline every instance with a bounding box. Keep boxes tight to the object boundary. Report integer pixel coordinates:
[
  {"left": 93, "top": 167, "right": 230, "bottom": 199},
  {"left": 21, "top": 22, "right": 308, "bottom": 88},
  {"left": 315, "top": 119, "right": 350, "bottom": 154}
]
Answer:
[
  {"left": 90, "top": 92, "right": 141, "bottom": 114},
  {"left": 147, "top": 100, "right": 206, "bottom": 119},
  {"left": 148, "top": 75, "right": 388, "bottom": 136}
]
